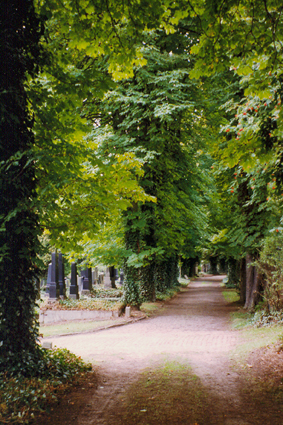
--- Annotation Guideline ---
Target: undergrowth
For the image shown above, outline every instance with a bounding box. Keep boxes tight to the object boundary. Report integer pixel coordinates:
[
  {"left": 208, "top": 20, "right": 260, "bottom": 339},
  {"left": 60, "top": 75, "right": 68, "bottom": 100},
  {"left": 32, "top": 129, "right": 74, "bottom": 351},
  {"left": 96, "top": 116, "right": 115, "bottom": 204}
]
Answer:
[
  {"left": 91, "top": 287, "right": 123, "bottom": 299},
  {"left": 155, "top": 281, "right": 188, "bottom": 301},
  {"left": 0, "top": 348, "right": 92, "bottom": 424},
  {"left": 252, "top": 309, "right": 283, "bottom": 327},
  {"left": 40, "top": 296, "right": 123, "bottom": 311}
]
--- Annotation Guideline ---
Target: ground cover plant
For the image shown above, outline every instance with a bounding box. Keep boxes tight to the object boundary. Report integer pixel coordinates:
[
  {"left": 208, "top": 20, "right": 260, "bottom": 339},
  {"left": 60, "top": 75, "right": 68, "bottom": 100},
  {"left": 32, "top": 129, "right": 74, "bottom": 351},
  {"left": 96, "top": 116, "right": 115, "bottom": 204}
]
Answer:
[
  {"left": 40, "top": 296, "right": 123, "bottom": 312},
  {"left": 0, "top": 348, "right": 92, "bottom": 424}
]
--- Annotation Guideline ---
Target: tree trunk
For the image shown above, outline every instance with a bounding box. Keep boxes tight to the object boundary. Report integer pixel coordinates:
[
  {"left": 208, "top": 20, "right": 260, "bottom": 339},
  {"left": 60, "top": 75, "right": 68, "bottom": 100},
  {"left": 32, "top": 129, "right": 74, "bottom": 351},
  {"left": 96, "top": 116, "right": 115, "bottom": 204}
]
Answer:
[
  {"left": 239, "top": 257, "right": 246, "bottom": 304},
  {"left": 141, "top": 261, "right": 156, "bottom": 302},
  {"left": 244, "top": 254, "right": 261, "bottom": 310},
  {"left": 0, "top": 1, "right": 43, "bottom": 375}
]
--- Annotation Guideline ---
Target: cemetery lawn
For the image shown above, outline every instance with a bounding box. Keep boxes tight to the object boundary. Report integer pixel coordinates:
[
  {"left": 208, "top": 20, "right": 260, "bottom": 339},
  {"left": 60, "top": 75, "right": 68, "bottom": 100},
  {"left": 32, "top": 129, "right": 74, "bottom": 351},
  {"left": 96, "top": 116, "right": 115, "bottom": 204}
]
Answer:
[{"left": 40, "top": 318, "right": 128, "bottom": 338}]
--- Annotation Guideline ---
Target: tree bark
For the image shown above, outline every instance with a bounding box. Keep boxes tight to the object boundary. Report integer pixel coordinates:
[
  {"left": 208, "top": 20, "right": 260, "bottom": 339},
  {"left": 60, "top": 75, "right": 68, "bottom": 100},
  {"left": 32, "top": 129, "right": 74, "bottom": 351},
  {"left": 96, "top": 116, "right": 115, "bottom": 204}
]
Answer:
[
  {"left": 0, "top": 1, "right": 43, "bottom": 374},
  {"left": 239, "top": 257, "right": 246, "bottom": 304},
  {"left": 244, "top": 254, "right": 261, "bottom": 310}
]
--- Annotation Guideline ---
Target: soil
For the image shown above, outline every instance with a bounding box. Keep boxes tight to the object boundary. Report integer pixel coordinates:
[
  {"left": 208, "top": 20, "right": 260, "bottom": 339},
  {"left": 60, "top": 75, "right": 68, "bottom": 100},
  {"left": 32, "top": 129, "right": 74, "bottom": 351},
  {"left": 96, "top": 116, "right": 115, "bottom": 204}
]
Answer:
[{"left": 35, "top": 275, "right": 283, "bottom": 425}]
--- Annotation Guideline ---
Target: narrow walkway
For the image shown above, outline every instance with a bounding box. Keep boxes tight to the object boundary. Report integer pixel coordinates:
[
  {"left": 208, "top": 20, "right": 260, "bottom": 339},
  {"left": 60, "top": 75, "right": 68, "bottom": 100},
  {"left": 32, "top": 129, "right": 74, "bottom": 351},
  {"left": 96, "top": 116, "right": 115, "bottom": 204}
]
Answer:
[{"left": 40, "top": 276, "right": 281, "bottom": 425}]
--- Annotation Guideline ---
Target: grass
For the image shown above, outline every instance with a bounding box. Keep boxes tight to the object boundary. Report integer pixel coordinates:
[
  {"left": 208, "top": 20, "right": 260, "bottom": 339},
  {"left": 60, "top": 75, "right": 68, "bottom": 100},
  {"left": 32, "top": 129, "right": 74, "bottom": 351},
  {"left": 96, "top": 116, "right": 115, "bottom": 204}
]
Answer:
[
  {"left": 228, "top": 304, "right": 283, "bottom": 362},
  {"left": 40, "top": 319, "right": 120, "bottom": 338},
  {"left": 116, "top": 359, "right": 208, "bottom": 424},
  {"left": 233, "top": 324, "right": 283, "bottom": 361},
  {"left": 140, "top": 281, "right": 189, "bottom": 315},
  {"left": 140, "top": 302, "right": 162, "bottom": 315},
  {"left": 222, "top": 288, "right": 240, "bottom": 304}
]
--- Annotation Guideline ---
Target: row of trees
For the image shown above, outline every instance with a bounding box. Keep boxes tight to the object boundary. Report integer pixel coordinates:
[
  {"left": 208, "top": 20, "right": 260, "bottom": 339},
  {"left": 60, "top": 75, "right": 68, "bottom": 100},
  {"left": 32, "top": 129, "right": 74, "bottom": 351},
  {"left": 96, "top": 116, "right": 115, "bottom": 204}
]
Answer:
[{"left": 1, "top": 0, "right": 283, "bottom": 374}]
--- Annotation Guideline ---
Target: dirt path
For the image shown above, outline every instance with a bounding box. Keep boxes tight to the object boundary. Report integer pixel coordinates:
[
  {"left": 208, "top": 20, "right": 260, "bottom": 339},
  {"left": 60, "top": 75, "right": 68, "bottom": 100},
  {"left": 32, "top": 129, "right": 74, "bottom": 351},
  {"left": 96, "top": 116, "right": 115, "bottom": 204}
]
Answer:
[{"left": 38, "top": 276, "right": 283, "bottom": 425}]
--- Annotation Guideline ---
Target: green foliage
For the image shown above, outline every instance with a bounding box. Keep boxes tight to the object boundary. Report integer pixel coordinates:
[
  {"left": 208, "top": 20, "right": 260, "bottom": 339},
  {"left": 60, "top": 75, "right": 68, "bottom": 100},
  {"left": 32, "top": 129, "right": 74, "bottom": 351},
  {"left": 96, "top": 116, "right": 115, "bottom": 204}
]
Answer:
[
  {"left": 40, "top": 295, "right": 122, "bottom": 311},
  {"left": 222, "top": 289, "right": 240, "bottom": 304},
  {"left": 91, "top": 287, "right": 123, "bottom": 299},
  {"left": 256, "top": 232, "right": 283, "bottom": 311},
  {"left": 226, "top": 258, "right": 240, "bottom": 288},
  {"left": 0, "top": 348, "right": 91, "bottom": 424}
]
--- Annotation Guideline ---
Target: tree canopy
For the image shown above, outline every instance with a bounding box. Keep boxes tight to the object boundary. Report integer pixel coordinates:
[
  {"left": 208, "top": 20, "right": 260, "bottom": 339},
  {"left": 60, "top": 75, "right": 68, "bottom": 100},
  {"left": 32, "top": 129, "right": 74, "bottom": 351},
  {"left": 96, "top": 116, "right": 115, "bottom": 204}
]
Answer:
[{"left": 1, "top": 0, "right": 283, "bottom": 374}]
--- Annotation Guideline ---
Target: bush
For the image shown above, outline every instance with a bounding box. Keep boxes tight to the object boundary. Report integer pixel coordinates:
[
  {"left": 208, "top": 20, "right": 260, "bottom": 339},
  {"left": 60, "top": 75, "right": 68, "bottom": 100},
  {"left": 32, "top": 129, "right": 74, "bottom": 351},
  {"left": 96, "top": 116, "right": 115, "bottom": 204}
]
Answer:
[
  {"left": 0, "top": 348, "right": 92, "bottom": 424},
  {"left": 256, "top": 232, "right": 283, "bottom": 312}
]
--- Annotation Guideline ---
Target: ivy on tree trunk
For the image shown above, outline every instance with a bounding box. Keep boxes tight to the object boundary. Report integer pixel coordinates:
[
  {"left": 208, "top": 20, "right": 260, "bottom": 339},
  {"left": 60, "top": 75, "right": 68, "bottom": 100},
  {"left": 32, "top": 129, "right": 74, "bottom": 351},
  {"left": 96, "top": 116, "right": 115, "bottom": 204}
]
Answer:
[{"left": 0, "top": 1, "right": 43, "bottom": 375}]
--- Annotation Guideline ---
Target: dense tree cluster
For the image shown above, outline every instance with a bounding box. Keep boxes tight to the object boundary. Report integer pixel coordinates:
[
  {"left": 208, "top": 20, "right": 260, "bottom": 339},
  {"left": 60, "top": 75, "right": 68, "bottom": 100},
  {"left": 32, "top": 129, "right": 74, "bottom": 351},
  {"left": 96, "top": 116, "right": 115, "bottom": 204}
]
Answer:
[{"left": 1, "top": 0, "right": 283, "bottom": 374}]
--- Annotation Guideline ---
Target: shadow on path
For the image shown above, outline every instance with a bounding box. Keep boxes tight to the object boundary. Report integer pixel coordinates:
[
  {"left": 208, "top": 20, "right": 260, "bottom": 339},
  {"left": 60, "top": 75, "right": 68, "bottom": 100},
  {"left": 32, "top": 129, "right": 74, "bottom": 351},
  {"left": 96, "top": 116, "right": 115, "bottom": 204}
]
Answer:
[{"left": 37, "top": 275, "right": 283, "bottom": 425}]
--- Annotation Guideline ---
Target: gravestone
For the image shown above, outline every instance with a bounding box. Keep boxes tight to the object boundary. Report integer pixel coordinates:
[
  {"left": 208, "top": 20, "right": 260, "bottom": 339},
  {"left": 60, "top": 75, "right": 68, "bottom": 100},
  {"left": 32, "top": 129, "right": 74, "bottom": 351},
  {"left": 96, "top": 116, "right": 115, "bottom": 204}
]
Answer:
[
  {"left": 104, "top": 267, "right": 112, "bottom": 288},
  {"left": 69, "top": 263, "right": 79, "bottom": 299},
  {"left": 98, "top": 272, "right": 104, "bottom": 285},
  {"left": 49, "top": 252, "right": 59, "bottom": 299},
  {"left": 78, "top": 276, "right": 83, "bottom": 293},
  {"left": 120, "top": 269, "right": 124, "bottom": 285},
  {"left": 58, "top": 253, "right": 66, "bottom": 298},
  {"left": 92, "top": 267, "right": 98, "bottom": 285},
  {"left": 46, "top": 263, "right": 52, "bottom": 293},
  {"left": 109, "top": 266, "right": 116, "bottom": 288},
  {"left": 81, "top": 268, "right": 92, "bottom": 294}
]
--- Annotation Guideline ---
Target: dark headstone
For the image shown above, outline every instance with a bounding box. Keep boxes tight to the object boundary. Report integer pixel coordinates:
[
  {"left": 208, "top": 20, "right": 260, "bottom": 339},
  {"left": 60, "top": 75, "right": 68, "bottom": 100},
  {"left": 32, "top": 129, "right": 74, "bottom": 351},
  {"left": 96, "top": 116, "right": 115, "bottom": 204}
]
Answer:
[
  {"left": 109, "top": 266, "right": 116, "bottom": 288},
  {"left": 58, "top": 253, "right": 66, "bottom": 298},
  {"left": 70, "top": 263, "right": 79, "bottom": 299},
  {"left": 49, "top": 252, "right": 59, "bottom": 299},
  {"left": 81, "top": 268, "right": 92, "bottom": 293},
  {"left": 46, "top": 263, "right": 52, "bottom": 293}
]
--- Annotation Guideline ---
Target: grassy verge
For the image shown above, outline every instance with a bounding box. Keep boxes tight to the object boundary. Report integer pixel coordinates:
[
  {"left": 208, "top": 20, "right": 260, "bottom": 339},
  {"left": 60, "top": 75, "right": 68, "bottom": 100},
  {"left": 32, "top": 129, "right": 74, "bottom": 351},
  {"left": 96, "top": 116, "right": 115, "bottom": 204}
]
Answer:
[
  {"left": 221, "top": 287, "right": 283, "bottom": 361},
  {"left": 222, "top": 287, "right": 240, "bottom": 304},
  {"left": 40, "top": 319, "right": 122, "bottom": 338},
  {"left": 233, "top": 323, "right": 283, "bottom": 361},
  {"left": 0, "top": 349, "right": 92, "bottom": 424},
  {"left": 140, "top": 281, "right": 189, "bottom": 315}
]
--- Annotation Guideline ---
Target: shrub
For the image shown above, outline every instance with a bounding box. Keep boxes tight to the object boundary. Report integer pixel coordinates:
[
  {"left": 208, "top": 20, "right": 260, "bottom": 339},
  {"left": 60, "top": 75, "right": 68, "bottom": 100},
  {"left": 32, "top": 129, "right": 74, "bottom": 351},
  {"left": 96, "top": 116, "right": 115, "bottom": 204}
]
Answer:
[
  {"left": 256, "top": 232, "right": 283, "bottom": 312},
  {"left": 0, "top": 348, "right": 92, "bottom": 424}
]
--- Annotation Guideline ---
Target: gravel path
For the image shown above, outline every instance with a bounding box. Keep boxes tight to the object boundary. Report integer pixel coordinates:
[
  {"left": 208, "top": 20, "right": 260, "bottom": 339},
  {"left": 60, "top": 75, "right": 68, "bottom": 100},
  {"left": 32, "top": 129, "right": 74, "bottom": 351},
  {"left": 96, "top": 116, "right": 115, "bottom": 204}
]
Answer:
[{"left": 40, "top": 275, "right": 282, "bottom": 424}]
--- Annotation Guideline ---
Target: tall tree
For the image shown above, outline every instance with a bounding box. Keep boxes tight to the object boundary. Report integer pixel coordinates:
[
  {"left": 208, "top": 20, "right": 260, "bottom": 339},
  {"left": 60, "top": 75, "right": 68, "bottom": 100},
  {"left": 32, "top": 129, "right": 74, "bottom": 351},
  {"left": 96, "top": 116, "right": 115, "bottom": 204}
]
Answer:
[
  {"left": 90, "top": 27, "right": 209, "bottom": 304},
  {"left": 0, "top": 1, "right": 43, "bottom": 373}
]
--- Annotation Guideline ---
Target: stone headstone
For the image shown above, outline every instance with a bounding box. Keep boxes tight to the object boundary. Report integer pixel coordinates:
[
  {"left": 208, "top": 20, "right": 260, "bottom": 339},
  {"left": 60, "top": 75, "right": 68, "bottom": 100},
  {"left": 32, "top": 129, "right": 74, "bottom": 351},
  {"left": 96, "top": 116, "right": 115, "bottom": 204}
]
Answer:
[
  {"left": 58, "top": 253, "right": 66, "bottom": 298},
  {"left": 49, "top": 252, "right": 59, "bottom": 299},
  {"left": 78, "top": 276, "right": 83, "bottom": 293},
  {"left": 42, "top": 342, "right": 53, "bottom": 349},
  {"left": 69, "top": 263, "right": 79, "bottom": 299},
  {"left": 92, "top": 267, "right": 98, "bottom": 285},
  {"left": 81, "top": 268, "right": 92, "bottom": 294},
  {"left": 120, "top": 269, "right": 124, "bottom": 285},
  {"left": 104, "top": 267, "right": 112, "bottom": 288},
  {"left": 46, "top": 263, "right": 52, "bottom": 293},
  {"left": 98, "top": 272, "right": 104, "bottom": 285}
]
